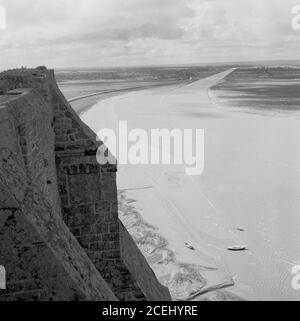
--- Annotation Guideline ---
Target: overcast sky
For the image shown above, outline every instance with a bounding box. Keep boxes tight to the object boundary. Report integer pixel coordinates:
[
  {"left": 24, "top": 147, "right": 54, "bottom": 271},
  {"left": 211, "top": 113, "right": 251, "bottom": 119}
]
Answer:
[{"left": 0, "top": 0, "right": 300, "bottom": 68}]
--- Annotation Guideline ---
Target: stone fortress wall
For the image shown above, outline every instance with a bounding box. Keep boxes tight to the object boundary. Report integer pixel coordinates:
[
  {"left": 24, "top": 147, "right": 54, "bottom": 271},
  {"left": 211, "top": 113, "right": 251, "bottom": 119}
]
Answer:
[{"left": 0, "top": 67, "right": 171, "bottom": 301}]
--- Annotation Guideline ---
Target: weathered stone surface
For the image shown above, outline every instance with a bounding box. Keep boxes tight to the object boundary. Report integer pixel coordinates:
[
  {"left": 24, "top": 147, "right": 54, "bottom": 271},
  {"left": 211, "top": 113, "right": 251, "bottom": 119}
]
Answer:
[
  {"left": 0, "top": 67, "right": 171, "bottom": 301},
  {"left": 0, "top": 89, "right": 116, "bottom": 301},
  {"left": 120, "top": 222, "right": 172, "bottom": 301}
]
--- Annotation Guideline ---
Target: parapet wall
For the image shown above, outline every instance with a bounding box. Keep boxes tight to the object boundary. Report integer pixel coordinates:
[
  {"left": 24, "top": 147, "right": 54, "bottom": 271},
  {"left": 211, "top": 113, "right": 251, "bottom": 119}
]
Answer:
[{"left": 0, "top": 67, "right": 171, "bottom": 301}]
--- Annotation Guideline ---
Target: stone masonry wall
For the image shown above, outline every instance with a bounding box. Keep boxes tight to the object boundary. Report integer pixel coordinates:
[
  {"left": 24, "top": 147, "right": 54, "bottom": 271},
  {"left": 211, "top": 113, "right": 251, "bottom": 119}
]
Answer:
[
  {"left": 0, "top": 89, "right": 116, "bottom": 300},
  {"left": 0, "top": 67, "right": 171, "bottom": 301}
]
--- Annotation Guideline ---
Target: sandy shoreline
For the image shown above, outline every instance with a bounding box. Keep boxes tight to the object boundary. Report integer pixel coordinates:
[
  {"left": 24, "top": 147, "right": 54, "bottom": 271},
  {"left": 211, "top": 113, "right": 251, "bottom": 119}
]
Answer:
[
  {"left": 67, "top": 81, "right": 187, "bottom": 115},
  {"left": 78, "top": 70, "right": 300, "bottom": 301}
]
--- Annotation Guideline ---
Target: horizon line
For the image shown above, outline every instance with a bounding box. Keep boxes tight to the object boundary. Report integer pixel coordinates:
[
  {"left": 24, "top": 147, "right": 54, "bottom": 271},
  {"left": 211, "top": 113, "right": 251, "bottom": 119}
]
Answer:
[
  {"left": 50, "top": 58, "right": 300, "bottom": 70},
  {"left": 1, "top": 58, "right": 300, "bottom": 72}
]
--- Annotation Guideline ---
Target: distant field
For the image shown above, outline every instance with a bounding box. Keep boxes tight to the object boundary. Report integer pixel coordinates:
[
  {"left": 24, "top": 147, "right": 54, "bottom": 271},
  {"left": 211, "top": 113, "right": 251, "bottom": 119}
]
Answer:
[
  {"left": 55, "top": 65, "right": 234, "bottom": 83},
  {"left": 56, "top": 65, "right": 233, "bottom": 100},
  {"left": 210, "top": 67, "right": 300, "bottom": 115},
  {"left": 57, "top": 65, "right": 236, "bottom": 114}
]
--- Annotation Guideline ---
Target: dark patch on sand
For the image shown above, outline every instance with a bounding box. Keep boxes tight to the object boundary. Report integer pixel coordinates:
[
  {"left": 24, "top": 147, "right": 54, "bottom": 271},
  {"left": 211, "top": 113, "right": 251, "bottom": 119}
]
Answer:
[{"left": 118, "top": 190, "right": 242, "bottom": 301}]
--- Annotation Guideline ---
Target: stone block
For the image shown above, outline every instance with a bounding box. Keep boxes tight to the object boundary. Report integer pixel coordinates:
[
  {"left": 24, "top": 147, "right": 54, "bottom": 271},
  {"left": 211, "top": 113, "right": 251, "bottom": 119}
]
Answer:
[{"left": 67, "top": 173, "right": 102, "bottom": 204}]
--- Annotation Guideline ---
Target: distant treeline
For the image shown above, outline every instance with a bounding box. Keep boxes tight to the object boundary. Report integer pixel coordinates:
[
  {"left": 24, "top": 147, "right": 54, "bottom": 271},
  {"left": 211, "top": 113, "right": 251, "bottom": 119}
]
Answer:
[{"left": 55, "top": 65, "right": 235, "bottom": 83}]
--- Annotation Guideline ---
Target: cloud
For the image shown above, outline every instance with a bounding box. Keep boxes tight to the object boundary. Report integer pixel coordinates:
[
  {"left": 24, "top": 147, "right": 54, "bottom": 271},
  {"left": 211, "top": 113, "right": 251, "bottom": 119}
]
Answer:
[{"left": 0, "top": 0, "right": 299, "bottom": 68}]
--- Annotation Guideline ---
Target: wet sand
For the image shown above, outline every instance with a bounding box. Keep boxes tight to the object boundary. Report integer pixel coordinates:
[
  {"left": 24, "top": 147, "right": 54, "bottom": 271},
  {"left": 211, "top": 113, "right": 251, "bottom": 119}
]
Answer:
[
  {"left": 62, "top": 81, "right": 187, "bottom": 115},
  {"left": 80, "top": 70, "right": 300, "bottom": 301}
]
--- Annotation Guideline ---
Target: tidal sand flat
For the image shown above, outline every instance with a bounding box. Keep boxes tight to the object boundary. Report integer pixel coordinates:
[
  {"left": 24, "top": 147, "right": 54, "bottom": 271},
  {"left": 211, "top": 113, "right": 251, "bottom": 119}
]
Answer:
[
  {"left": 210, "top": 66, "right": 300, "bottom": 118},
  {"left": 81, "top": 69, "right": 300, "bottom": 301}
]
